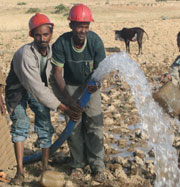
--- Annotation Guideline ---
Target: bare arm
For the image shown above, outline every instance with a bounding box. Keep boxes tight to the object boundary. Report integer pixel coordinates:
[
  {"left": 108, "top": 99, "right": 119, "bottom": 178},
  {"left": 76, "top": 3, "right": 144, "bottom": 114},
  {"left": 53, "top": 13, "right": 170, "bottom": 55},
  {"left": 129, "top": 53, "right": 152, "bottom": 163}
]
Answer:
[
  {"left": 54, "top": 66, "right": 73, "bottom": 106},
  {"left": 54, "top": 65, "right": 83, "bottom": 113}
]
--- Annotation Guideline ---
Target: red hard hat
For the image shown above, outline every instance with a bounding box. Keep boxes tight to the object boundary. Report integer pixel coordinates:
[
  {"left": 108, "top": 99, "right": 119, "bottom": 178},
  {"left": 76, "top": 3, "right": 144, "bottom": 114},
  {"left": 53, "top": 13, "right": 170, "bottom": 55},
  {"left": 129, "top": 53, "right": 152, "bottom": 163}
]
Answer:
[
  {"left": 29, "top": 13, "right": 54, "bottom": 37},
  {"left": 68, "top": 4, "right": 94, "bottom": 22}
]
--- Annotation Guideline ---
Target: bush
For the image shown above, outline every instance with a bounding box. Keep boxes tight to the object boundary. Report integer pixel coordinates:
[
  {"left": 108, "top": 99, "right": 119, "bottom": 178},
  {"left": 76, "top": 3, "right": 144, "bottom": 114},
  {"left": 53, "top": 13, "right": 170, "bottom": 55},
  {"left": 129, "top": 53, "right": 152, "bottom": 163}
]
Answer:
[
  {"left": 53, "top": 4, "right": 69, "bottom": 14},
  {"left": 17, "top": 2, "right": 26, "bottom": 5},
  {"left": 156, "top": 0, "right": 167, "bottom": 2},
  {"left": 26, "top": 8, "right": 40, "bottom": 13}
]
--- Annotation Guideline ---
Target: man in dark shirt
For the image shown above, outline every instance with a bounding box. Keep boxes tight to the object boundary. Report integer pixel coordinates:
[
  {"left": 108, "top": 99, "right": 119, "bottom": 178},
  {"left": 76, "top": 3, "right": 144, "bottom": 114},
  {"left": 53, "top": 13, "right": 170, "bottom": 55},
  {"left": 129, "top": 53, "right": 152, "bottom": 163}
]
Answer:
[{"left": 52, "top": 4, "right": 106, "bottom": 182}]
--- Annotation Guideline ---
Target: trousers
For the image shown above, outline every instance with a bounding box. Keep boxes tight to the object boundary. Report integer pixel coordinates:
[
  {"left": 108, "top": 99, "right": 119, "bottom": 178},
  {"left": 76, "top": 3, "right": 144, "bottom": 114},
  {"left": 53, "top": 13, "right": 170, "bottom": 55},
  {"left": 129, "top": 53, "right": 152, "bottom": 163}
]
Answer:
[{"left": 66, "top": 85, "right": 105, "bottom": 172}]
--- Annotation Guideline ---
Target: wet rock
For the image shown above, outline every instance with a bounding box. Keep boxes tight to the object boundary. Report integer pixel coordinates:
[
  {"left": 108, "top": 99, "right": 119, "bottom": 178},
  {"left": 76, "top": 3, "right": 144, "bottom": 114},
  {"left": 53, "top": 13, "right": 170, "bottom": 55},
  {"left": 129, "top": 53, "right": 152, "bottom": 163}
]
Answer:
[
  {"left": 104, "top": 143, "right": 110, "bottom": 153},
  {"left": 130, "top": 162, "right": 142, "bottom": 175},
  {"left": 111, "top": 156, "right": 125, "bottom": 164},
  {"left": 142, "top": 160, "right": 155, "bottom": 181},
  {"left": 117, "top": 139, "right": 128, "bottom": 148},
  {"left": 148, "top": 149, "right": 155, "bottom": 157},
  {"left": 135, "top": 129, "right": 149, "bottom": 140},
  {"left": 129, "top": 175, "right": 152, "bottom": 187},
  {"left": 65, "top": 180, "right": 77, "bottom": 187},
  {"left": 113, "top": 165, "right": 127, "bottom": 179},
  {"left": 133, "top": 149, "right": 146, "bottom": 159},
  {"left": 173, "top": 136, "right": 180, "bottom": 148},
  {"left": 122, "top": 157, "right": 131, "bottom": 168},
  {"left": 104, "top": 169, "right": 116, "bottom": 180},
  {"left": 104, "top": 154, "right": 111, "bottom": 163},
  {"left": 105, "top": 144, "right": 119, "bottom": 155},
  {"left": 134, "top": 156, "right": 144, "bottom": 166}
]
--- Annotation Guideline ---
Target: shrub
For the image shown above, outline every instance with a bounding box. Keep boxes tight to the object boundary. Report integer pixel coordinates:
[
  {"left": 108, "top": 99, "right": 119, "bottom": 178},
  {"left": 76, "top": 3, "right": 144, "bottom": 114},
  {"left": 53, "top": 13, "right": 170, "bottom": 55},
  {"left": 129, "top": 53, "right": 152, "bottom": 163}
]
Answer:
[
  {"left": 53, "top": 4, "right": 69, "bottom": 14},
  {"left": 26, "top": 8, "right": 40, "bottom": 13},
  {"left": 156, "top": 0, "right": 167, "bottom": 2},
  {"left": 17, "top": 2, "right": 26, "bottom": 5}
]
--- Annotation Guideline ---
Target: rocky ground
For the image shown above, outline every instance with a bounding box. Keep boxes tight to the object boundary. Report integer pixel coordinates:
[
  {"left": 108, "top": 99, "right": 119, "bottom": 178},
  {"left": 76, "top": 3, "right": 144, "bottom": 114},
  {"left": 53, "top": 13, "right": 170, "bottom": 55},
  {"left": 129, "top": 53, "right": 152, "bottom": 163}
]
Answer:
[{"left": 1, "top": 0, "right": 180, "bottom": 186}]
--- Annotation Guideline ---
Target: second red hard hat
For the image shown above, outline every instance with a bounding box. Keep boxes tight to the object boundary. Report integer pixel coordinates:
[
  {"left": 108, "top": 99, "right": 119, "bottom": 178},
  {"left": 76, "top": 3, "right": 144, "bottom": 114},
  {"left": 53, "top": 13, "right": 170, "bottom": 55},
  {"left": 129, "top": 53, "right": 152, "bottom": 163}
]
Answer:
[{"left": 68, "top": 4, "right": 94, "bottom": 22}]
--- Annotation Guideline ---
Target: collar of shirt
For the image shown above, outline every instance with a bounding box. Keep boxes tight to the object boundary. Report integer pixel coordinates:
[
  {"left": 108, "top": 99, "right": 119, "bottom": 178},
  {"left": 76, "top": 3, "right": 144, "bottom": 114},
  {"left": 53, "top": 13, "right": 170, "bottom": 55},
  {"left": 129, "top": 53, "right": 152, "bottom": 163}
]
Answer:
[{"left": 30, "top": 42, "right": 52, "bottom": 61}]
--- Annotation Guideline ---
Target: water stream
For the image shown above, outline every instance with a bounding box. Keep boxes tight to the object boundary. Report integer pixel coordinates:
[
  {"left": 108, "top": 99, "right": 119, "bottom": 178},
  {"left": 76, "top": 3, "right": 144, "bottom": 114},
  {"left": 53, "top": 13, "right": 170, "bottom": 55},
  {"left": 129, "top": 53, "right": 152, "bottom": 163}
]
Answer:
[{"left": 91, "top": 51, "right": 180, "bottom": 187}]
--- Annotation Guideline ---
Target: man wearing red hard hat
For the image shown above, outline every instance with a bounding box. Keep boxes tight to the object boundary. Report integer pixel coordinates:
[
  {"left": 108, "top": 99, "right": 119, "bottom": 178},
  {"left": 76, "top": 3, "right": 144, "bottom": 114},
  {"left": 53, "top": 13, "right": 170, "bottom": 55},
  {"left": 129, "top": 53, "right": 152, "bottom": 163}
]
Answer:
[
  {"left": 52, "top": 4, "right": 106, "bottom": 182},
  {"left": 5, "top": 13, "right": 82, "bottom": 185}
]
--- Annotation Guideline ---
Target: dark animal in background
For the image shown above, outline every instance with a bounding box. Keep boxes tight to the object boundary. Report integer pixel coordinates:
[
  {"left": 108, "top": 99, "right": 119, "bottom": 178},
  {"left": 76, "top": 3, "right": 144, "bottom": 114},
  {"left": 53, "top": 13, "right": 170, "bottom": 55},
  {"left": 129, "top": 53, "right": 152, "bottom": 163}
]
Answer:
[
  {"left": 177, "top": 32, "right": 180, "bottom": 52},
  {"left": 115, "top": 27, "right": 149, "bottom": 55}
]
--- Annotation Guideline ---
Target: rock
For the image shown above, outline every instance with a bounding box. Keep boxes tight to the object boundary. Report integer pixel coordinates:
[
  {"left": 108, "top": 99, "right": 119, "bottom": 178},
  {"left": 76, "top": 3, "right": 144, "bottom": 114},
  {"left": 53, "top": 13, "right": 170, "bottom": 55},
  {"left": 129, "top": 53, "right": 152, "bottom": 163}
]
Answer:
[
  {"left": 91, "top": 181, "right": 101, "bottom": 185},
  {"left": 40, "top": 170, "right": 65, "bottom": 187},
  {"left": 173, "top": 136, "right": 180, "bottom": 148},
  {"left": 65, "top": 180, "right": 77, "bottom": 187},
  {"left": 135, "top": 129, "right": 149, "bottom": 140},
  {"left": 143, "top": 160, "right": 155, "bottom": 180},
  {"left": 117, "top": 139, "right": 128, "bottom": 148},
  {"left": 113, "top": 113, "right": 122, "bottom": 120},
  {"left": 134, "top": 156, "right": 144, "bottom": 166},
  {"left": 130, "top": 162, "right": 141, "bottom": 175},
  {"left": 104, "top": 117, "right": 115, "bottom": 126},
  {"left": 133, "top": 149, "right": 146, "bottom": 159},
  {"left": 122, "top": 157, "right": 131, "bottom": 168},
  {"left": 104, "top": 170, "right": 116, "bottom": 180},
  {"left": 101, "top": 93, "right": 109, "bottom": 102},
  {"left": 148, "top": 149, "right": 155, "bottom": 157},
  {"left": 112, "top": 156, "right": 125, "bottom": 164},
  {"left": 104, "top": 105, "right": 116, "bottom": 113},
  {"left": 84, "top": 174, "right": 91, "bottom": 181},
  {"left": 114, "top": 165, "right": 127, "bottom": 179},
  {"left": 105, "top": 143, "right": 119, "bottom": 155}
]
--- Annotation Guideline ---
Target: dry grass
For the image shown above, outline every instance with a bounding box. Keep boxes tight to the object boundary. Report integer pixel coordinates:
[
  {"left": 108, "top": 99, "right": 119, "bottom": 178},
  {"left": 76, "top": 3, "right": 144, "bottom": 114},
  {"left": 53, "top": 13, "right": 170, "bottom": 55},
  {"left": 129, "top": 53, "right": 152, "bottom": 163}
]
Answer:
[
  {"left": 1, "top": 1, "right": 180, "bottom": 186},
  {"left": 1, "top": 0, "right": 180, "bottom": 75}
]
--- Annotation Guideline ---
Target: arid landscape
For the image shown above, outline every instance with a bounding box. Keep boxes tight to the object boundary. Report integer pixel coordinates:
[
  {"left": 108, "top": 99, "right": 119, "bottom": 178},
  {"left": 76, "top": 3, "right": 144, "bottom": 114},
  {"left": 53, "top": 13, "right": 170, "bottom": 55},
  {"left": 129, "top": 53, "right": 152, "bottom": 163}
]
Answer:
[{"left": 1, "top": 0, "right": 180, "bottom": 186}]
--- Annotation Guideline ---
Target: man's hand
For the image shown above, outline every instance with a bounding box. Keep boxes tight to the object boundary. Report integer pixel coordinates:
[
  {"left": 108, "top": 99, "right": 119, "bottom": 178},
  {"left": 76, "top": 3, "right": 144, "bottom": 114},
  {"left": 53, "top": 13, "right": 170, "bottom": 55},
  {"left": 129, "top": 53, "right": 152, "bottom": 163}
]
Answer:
[
  {"left": 58, "top": 103, "right": 83, "bottom": 122},
  {"left": 69, "top": 100, "right": 84, "bottom": 113},
  {"left": 88, "top": 81, "right": 101, "bottom": 94},
  {"left": 88, "top": 85, "right": 98, "bottom": 94}
]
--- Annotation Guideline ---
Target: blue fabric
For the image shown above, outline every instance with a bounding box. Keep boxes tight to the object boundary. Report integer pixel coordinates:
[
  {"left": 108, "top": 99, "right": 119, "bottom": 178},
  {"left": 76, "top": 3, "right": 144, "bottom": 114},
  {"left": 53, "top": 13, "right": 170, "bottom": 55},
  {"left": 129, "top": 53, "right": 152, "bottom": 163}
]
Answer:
[{"left": 10, "top": 93, "right": 54, "bottom": 148}]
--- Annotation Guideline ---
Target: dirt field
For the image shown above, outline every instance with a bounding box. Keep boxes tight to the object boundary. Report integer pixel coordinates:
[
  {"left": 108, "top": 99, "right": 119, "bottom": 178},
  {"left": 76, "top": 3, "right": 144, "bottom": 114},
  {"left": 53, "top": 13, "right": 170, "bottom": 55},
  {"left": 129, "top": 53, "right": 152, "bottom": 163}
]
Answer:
[{"left": 1, "top": 0, "right": 180, "bottom": 186}]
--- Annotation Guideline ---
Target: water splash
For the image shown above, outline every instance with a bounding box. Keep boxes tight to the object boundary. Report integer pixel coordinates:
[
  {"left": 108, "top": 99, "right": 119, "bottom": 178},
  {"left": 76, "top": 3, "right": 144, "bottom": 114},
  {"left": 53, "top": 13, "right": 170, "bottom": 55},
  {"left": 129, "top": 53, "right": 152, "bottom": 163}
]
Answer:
[{"left": 92, "top": 52, "right": 180, "bottom": 187}]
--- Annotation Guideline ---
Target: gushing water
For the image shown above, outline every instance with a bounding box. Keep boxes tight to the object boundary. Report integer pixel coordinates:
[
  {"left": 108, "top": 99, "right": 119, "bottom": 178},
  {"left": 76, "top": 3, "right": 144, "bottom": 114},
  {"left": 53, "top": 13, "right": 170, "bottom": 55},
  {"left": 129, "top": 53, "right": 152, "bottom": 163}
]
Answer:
[{"left": 91, "top": 52, "right": 180, "bottom": 187}]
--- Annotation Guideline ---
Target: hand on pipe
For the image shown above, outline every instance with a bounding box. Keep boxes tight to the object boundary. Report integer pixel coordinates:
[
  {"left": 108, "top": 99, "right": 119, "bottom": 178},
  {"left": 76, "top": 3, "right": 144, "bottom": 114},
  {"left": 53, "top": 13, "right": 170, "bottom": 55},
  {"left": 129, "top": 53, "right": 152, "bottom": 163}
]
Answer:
[
  {"left": 69, "top": 100, "right": 84, "bottom": 113},
  {"left": 58, "top": 103, "right": 82, "bottom": 122},
  {"left": 88, "top": 81, "right": 101, "bottom": 94}
]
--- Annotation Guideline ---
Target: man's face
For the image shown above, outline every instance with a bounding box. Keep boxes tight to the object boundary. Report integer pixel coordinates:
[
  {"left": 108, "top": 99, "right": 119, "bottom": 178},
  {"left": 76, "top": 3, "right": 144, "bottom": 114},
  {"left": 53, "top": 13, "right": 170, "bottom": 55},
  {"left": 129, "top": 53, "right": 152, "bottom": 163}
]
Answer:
[
  {"left": 71, "top": 22, "right": 90, "bottom": 43},
  {"left": 33, "top": 24, "right": 52, "bottom": 49}
]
